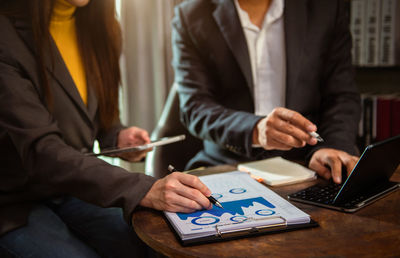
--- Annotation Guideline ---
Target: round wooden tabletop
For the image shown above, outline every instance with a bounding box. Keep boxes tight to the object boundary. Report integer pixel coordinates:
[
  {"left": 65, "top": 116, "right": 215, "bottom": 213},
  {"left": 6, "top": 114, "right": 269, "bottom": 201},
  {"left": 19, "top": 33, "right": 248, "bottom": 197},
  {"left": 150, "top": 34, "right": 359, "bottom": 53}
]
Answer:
[{"left": 132, "top": 165, "right": 400, "bottom": 258}]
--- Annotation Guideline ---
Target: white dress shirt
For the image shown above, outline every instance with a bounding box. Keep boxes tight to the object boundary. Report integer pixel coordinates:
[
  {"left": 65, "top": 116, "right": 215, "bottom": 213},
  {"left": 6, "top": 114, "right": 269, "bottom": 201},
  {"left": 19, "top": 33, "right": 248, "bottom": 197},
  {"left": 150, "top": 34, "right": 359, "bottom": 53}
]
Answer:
[{"left": 234, "top": 0, "right": 286, "bottom": 117}]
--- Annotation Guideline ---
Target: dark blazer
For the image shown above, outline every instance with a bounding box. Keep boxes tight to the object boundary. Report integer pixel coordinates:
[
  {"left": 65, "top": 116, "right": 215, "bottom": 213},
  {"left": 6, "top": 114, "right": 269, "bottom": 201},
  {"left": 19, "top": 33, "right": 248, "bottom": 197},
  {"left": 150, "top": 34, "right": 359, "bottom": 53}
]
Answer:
[
  {"left": 172, "top": 0, "right": 361, "bottom": 169},
  {"left": 0, "top": 15, "right": 156, "bottom": 236}
]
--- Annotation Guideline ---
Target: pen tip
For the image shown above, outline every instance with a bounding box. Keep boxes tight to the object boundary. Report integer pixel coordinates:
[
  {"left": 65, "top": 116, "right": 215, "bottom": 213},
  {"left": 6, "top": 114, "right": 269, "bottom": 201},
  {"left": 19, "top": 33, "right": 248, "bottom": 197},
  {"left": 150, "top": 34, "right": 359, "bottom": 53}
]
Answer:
[{"left": 168, "top": 165, "right": 175, "bottom": 171}]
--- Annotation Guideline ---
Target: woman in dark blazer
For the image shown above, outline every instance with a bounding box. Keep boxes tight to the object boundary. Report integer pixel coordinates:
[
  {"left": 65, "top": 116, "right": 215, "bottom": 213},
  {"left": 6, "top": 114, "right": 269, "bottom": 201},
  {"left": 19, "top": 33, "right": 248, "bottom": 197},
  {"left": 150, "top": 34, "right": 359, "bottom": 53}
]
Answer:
[{"left": 0, "top": 0, "right": 212, "bottom": 257}]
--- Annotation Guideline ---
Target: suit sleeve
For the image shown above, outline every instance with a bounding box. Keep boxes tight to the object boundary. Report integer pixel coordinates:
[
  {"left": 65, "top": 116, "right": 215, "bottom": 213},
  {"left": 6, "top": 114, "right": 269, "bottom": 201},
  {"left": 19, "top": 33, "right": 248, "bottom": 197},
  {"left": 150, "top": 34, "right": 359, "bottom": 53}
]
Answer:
[
  {"left": 172, "top": 6, "right": 262, "bottom": 158},
  {"left": 307, "top": 0, "right": 361, "bottom": 159},
  {"left": 0, "top": 52, "right": 156, "bottom": 224},
  {"left": 97, "top": 120, "right": 125, "bottom": 150}
]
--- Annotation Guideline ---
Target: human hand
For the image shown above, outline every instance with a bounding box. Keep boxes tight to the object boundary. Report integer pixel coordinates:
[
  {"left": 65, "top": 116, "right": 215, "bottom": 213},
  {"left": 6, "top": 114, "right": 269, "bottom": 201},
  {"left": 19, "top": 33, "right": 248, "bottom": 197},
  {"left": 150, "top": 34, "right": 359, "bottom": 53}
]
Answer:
[
  {"left": 309, "top": 148, "right": 359, "bottom": 184},
  {"left": 139, "top": 172, "right": 212, "bottom": 213},
  {"left": 253, "top": 107, "right": 318, "bottom": 150},
  {"left": 117, "top": 126, "right": 151, "bottom": 162}
]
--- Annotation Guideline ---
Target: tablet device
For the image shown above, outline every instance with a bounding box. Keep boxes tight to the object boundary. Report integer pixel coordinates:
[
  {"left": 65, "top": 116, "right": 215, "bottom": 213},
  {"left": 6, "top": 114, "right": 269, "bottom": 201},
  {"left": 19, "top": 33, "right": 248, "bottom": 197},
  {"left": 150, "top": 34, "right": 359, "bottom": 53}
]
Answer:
[
  {"left": 288, "top": 134, "right": 400, "bottom": 212},
  {"left": 85, "top": 134, "right": 186, "bottom": 157}
]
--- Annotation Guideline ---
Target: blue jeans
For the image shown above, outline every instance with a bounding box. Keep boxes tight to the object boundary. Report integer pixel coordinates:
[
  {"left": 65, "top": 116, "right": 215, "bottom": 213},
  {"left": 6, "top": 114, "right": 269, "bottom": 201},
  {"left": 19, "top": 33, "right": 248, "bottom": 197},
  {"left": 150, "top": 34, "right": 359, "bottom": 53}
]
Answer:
[{"left": 0, "top": 197, "right": 150, "bottom": 258}]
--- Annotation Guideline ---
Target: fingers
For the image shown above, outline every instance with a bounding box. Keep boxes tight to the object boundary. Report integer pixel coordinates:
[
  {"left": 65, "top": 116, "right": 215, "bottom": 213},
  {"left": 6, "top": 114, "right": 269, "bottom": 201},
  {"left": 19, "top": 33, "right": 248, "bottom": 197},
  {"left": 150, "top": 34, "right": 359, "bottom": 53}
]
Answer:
[
  {"left": 276, "top": 107, "right": 316, "bottom": 133},
  {"left": 174, "top": 172, "right": 211, "bottom": 196},
  {"left": 136, "top": 129, "right": 150, "bottom": 143},
  {"left": 309, "top": 148, "right": 360, "bottom": 184},
  {"left": 309, "top": 159, "right": 331, "bottom": 180},
  {"left": 116, "top": 127, "right": 152, "bottom": 161},
  {"left": 340, "top": 154, "right": 359, "bottom": 177},
  {"left": 258, "top": 128, "right": 293, "bottom": 150},
  {"left": 118, "top": 127, "right": 151, "bottom": 148},
  {"left": 267, "top": 119, "right": 310, "bottom": 147},
  {"left": 163, "top": 188, "right": 204, "bottom": 212},
  {"left": 140, "top": 173, "right": 212, "bottom": 213},
  {"left": 257, "top": 117, "right": 296, "bottom": 150},
  {"left": 328, "top": 153, "right": 359, "bottom": 183},
  {"left": 139, "top": 179, "right": 200, "bottom": 213},
  {"left": 256, "top": 108, "right": 318, "bottom": 151},
  {"left": 128, "top": 128, "right": 150, "bottom": 145},
  {"left": 171, "top": 173, "right": 212, "bottom": 210},
  {"left": 325, "top": 156, "right": 343, "bottom": 184}
]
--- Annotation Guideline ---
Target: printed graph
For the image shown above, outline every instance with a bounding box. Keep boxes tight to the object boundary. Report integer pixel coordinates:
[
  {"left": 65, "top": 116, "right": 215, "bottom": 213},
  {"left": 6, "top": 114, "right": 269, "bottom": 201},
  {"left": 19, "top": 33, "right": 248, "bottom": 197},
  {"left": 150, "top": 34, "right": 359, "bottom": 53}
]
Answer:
[{"left": 176, "top": 197, "right": 276, "bottom": 220}]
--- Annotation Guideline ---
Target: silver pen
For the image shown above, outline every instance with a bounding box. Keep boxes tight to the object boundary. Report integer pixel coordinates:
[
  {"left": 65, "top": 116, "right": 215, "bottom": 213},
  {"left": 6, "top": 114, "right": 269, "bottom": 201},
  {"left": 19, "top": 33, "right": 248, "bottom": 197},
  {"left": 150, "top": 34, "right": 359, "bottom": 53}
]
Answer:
[{"left": 309, "top": 131, "right": 324, "bottom": 142}]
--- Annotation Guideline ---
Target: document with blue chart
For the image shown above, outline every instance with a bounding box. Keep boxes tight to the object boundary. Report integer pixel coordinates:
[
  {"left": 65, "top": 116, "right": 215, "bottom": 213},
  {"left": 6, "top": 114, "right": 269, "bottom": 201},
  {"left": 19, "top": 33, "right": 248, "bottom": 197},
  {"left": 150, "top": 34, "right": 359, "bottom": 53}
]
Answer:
[{"left": 164, "top": 171, "right": 312, "bottom": 244}]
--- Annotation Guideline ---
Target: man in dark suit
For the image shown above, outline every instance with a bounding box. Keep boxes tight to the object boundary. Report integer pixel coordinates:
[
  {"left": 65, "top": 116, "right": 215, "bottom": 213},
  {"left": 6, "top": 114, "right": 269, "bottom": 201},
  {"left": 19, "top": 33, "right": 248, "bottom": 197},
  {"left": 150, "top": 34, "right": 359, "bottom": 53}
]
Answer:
[{"left": 172, "top": 0, "right": 361, "bottom": 184}]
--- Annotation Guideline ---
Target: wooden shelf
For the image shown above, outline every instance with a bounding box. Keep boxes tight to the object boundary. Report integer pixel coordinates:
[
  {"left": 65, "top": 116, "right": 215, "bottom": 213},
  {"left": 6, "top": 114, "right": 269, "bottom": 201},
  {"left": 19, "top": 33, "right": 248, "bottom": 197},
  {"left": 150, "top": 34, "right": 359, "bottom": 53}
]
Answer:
[{"left": 354, "top": 66, "right": 400, "bottom": 93}]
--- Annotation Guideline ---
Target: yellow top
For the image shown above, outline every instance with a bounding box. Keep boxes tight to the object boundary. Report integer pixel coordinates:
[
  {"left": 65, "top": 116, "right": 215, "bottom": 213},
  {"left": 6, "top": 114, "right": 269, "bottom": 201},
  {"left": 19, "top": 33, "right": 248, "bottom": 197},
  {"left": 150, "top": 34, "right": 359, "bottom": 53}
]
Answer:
[{"left": 49, "top": 0, "right": 87, "bottom": 105}]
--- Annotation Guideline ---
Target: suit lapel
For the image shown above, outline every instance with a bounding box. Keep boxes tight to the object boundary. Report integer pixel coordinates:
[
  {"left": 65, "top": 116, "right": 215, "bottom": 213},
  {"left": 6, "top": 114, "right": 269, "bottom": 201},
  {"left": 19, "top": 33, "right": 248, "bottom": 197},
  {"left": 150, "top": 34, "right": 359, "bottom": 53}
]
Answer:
[
  {"left": 284, "top": 0, "right": 308, "bottom": 109},
  {"left": 45, "top": 43, "right": 92, "bottom": 120},
  {"left": 212, "top": 0, "right": 254, "bottom": 94},
  {"left": 13, "top": 19, "right": 94, "bottom": 124}
]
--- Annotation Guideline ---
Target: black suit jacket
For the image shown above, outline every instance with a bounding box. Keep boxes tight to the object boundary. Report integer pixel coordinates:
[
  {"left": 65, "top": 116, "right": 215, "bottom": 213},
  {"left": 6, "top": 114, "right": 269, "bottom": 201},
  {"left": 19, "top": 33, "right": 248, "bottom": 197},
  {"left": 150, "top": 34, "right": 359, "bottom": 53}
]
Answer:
[
  {"left": 0, "top": 16, "right": 156, "bottom": 235},
  {"left": 172, "top": 0, "right": 361, "bottom": 169}
]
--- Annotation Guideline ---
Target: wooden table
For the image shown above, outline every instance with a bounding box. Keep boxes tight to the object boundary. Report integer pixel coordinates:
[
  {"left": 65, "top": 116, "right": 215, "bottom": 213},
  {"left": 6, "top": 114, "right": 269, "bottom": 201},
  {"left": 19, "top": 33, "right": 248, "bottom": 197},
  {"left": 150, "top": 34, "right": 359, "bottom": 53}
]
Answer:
[{"left": 132, "top": 165, "right": 400, "bottom": 257}]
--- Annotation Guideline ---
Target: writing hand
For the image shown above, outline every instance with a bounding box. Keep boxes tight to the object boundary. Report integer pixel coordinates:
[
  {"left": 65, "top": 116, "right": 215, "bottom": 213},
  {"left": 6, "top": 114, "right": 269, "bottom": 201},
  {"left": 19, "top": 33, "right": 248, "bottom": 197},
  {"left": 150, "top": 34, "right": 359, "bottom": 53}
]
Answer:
[{"left": 139, "top": 172, "right": 212, "bottom": 213}]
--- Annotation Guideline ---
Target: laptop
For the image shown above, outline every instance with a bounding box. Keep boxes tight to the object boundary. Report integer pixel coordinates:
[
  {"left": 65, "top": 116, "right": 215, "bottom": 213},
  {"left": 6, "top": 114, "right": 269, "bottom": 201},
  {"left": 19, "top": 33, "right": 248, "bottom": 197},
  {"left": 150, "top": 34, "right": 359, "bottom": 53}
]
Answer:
[{"left": 288, "top": 134, "right": 400, "bottom": 212}]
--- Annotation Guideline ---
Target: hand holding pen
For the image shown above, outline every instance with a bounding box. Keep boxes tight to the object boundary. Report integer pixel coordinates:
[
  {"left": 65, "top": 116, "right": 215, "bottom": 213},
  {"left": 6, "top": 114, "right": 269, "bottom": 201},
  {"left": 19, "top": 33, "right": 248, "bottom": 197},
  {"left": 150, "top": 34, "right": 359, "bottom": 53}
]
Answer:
[
  {"left": 168, "top": 165, "right": 224, "bottom": 209},
  {"left": 139, "top": 166, "right": 214, "bottom": 213},
  {"left": 253, "top": 107, "right": 324, "bottom": 151}
]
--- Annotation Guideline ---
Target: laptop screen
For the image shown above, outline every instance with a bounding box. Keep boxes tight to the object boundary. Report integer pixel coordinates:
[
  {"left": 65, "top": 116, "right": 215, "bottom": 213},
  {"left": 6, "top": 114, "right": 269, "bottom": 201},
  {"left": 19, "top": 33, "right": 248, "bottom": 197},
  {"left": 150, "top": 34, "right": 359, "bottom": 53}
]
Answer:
[{"left": 334, "top": 134, "right": 400, "bottom": 204}]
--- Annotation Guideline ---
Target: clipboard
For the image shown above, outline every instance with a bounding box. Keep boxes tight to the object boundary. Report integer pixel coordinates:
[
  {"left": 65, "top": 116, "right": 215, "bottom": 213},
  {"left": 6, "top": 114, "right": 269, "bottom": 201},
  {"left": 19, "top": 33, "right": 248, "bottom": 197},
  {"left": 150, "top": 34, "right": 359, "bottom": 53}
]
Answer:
[
  {"left": 165, "top": 215, "right": 318, "bottom": 246},
  {"left": 163, "top": 171, "right": 318, "bottom": 246},
  {"left": 85, "top": 134, "right": 186, "bottom": 157}
]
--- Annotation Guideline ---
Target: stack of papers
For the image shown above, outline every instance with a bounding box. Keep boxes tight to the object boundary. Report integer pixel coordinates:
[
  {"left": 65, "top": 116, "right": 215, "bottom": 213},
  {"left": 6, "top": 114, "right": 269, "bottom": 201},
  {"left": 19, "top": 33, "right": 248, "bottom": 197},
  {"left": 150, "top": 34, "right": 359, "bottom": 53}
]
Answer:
[
  {"left": 238, "top": 157, "right": 317, "bottom": 186},
  {"left": 164, "top": 171, "right": 313, "bottom": 244}
]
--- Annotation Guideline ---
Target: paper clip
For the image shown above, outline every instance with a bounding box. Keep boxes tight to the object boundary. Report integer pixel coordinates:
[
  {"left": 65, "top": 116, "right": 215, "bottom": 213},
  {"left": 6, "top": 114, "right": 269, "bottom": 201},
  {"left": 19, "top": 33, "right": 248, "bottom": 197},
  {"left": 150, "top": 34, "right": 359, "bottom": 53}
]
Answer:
[{"left": 215, "top": 216, "right": 287, "bottom": 238}]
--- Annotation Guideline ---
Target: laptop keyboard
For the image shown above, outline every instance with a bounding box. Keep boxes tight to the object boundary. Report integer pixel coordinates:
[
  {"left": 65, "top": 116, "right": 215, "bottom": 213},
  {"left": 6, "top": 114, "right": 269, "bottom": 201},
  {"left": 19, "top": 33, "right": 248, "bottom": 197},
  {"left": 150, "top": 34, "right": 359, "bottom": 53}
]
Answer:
[
  {"left": 289, "top": 183, "right": 343, "bottom": 204},
  {"left": 289, "top": 182, "right": 371, "bottom": 208}
]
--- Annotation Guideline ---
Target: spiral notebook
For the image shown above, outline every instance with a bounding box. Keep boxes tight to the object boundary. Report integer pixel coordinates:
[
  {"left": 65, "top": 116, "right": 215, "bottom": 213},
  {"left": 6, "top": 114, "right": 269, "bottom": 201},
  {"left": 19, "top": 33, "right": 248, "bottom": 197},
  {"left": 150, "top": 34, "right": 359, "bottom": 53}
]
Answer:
[{"left": 164, "top": 171, "right": 317, "bottom": 245}]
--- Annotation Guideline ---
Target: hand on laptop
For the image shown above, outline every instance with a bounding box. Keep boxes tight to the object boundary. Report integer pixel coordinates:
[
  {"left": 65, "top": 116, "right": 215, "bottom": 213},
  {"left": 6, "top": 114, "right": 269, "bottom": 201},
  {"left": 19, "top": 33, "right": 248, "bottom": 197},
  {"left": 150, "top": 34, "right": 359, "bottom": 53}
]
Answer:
[{"left": 308, "top": 148, "right": 359, "bottom": 184}]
